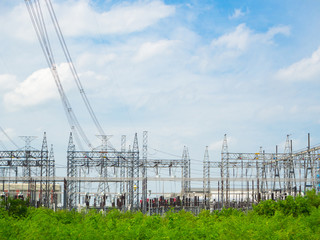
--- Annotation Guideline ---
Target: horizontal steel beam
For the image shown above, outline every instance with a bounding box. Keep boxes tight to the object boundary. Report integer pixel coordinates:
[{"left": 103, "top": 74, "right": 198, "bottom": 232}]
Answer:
[{"left": 0, "top": 176, "right": 314, "bottom": 183}]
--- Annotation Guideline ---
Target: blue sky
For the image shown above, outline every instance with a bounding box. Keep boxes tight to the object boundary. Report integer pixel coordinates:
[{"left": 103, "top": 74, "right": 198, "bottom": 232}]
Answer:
[{"left": 1, "top": 0, "right": 320, "bottom": 179}]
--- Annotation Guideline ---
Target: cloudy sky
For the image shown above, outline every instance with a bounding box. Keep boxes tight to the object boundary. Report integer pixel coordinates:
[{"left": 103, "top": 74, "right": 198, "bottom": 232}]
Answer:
[{"left": 1, "top": 0, "right": 320, "bottom": 177}]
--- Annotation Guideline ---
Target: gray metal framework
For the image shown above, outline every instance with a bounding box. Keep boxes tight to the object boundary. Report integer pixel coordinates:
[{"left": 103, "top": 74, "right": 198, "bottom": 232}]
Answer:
[
  {"left": 1, "top": 131, "right": 316, "bottom": 211},
  {"left": 182, "top": 146, "right": 191, "bottom": 195},
  {"left": 216, "top": 134, "right": 320, "bottom": 205},
  {"left": 142, "top": 131, "right": 148, "bottom": 213},
  {"left": 65, "top": 132, "right": 190, "bottom": 209},
  {"left": 0, "top": 132, "right": 55, "bottom": 208},
  {"left": 203, "top": 146, "right": 210, "bottom": 207},
  {"left": 120, "top": 135, "right": 126, "bottom": 195},
  {"left": 132, "top": 134, "right": 139, "bottom": 208},
  {"left": 221, "top": 134, "right": 229, "bottom": 207}
]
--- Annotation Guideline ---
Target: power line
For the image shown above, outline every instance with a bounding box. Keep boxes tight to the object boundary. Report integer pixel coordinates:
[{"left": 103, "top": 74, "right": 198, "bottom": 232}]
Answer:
[
  {"left": 25, "top": 0, "right": 91, "bottom": 149},
  {"left": 0, "top": 126, "right": 19, "bottom": 149}
]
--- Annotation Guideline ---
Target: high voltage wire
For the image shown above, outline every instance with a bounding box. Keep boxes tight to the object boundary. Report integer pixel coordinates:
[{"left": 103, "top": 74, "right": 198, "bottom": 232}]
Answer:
[
  {"left": 0, "top": 126, "right": 19, "bottom": 149},
  {"left": 149, "top": 146, "right": 206, "bottom": 163},
  {"left": 25, "top": 0, "right": 109, "bottom": 150}
]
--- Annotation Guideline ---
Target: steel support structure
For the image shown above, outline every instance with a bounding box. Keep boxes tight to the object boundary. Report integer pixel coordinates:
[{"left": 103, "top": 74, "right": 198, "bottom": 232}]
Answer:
[
  {"left": 182, "top": 146, "right": 191, "bottom": 196},
  {"left": 65, "top": 132, "right": 189, "bottom": 209},
  {"left": 221, "top": 134, "right": 229, "bottom": 207},
  {"left": 132, "top": 134, "right": 140, "bottom": 208},
  {"left": 218, "top": 134, "right": 320, "bottom": 206},
  {"left": 120, "top": 135, "right": 126, "bottom": 196},
  {"left": 39, "top": 133, "right": 49, "bottom": 206},
  {"left": 62, "top": 132, "right": 320, "bottom": 210},
  {"left": 0, "top": 132, "right": 55, "bottom": 208},
  {"left": 66, "top": 133, "right": 140, "bottom": 209},
  {"left": 67, "top": 132, "right": 77, "bottom": 209},
  {"left": 203, "top": 146, "right": 210, "bottom": 207},
  {"left": 142, "top": 131, "right": 148, "bottom": 213}
]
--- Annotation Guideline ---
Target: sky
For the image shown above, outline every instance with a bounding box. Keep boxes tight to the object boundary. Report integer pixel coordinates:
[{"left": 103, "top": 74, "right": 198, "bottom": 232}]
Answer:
[{"left": 1, "top": 0, "right": 320, "bottom": 180}]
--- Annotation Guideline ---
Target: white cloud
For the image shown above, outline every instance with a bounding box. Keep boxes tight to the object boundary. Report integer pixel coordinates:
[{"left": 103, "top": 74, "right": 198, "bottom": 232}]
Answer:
[
  {"left": 0, "top": 0, "right": 175, "bottom": 41},
  {"left": 57, "top": 0, "right": 175, "bottom": 36},
  {"left": 0, "top": 3, "right": 35, "bottom": 42},
  {"left": 0, "top": 74, "right": 19, "bottom": 91},
  {"left": 211, "top": 24, "right": 251, "bottom": 51},
  {"left": 276, "top": 46, "right": 320, "bottom": 81},
  {"left": 78, "top": 53, "right": 117, "bottom": 69},
  {"left": 211, "top": 24, "right": 290, "bottom": 51},
  {"left": 265, "top": 25, "right": 290, "bottom": 40},
  {"left": 133, "top": 40, "right": 178, "bottom": 62},
  {"left": 3, "top": 63, "right": 73, "bottom": 110},
  {"left": 229, "top": 8, "right": 245, "bottom": 20},
  {"left": 199, "top": 23, "right": 290, "bottom": 72}
]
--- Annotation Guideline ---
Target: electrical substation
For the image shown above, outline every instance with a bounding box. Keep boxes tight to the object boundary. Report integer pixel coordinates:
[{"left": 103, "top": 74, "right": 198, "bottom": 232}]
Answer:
[
  {"left": 1, "top": 131, "right": 320, "bottom": 214},
  {"left": 1, "top": 0, "right": 319, "bottom": 214}
]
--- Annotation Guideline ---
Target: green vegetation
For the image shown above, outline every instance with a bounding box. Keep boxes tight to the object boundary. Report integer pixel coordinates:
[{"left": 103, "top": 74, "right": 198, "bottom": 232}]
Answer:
[{"left": 1, "top": 191, "right": 320, "bottom": 239}]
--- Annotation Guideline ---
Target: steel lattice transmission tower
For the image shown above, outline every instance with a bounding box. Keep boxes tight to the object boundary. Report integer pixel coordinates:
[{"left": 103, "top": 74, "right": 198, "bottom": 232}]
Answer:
[
  {"left": 48, "top": 144, "right": 56, "bottom": 209},
  {"left": 305, "top": 133, "right": 315, "bottom": 190},
  {"left": 20, "top": 136, "right": 37, "bottom": 178},
  {"left": 132, "top": 134, "right": 140, "bottom": 208},
  {"left": 67, "top": 132, "right": 76, "bottom": 209},
  {"left": 221, "top": 134, "right": 229, "bottom": 207},
  {"left": 126, "top": 134, "right": 140, "bottom": 208},
  {"left": 284, "top": 135, "right": 296, "bottom": 194},
  {"left": 120, "top": 135, "right": 126, "bottom": 196},
  {"left": 40, "top": 132, "right": 48, "bottom": 207},
  {"left": 203, "top": 146, "right": 210, "bottom": 208},
  {"left": 142, "top": 131, "right": 148, "bottom": 213},
  {"left": 96, "top": 135, "right": 112, "bottom": 206},
  {"left": 272, "top": 145, "right": 282, "bottom": 198},
  {"left": 181, "top": 146, "right": 190, "bottom": 196}
]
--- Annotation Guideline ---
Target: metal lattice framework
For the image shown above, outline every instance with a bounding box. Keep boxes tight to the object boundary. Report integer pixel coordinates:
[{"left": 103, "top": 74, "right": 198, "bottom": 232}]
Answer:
[
  {"left": 66, "top": 132, "right": 140, "bottom": 209},
  {"left": 221, "top": 134, "right": 229, "bottom": 207},
  {"left": 203, "top": 146, "right": 210, "bottom": 208},
  {"left": 182, "top": 146, "right": 191, "bottom": 196},
  {"left": 0, "top": 132, "right": 55, "bottom": 208},
  {"left": 132, "top": 133, "right": 140, "bottom": 208},
  {"left": 142, "top": 131, "right": 148, "bottom": 213},
  {"left": 215, "top": 134, "right": 320, "bottom": 204},
  {"left": 1, "top": 131, "right": 317, "bottom": 211},
  {"left": 65, "top": 132, "right": 190, "bottom": 209}
]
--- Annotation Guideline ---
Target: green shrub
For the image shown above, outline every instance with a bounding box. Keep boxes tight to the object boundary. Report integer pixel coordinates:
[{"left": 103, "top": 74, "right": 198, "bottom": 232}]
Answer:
[
  {"left": 0, "top": 190, "right": 320, "bottom": 239},
  {"left": 0, "top": 197, "right": 29, "bottom": 218},
  {"left": 253, "top": 190, "right": 319, "bottom": 217}
]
